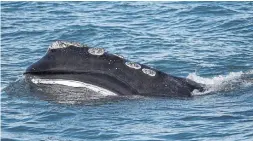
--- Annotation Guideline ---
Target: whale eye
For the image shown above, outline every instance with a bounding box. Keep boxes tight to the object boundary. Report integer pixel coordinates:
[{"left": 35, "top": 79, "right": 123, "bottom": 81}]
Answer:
[
  {"left": 142, "top": 68, "right": 156, "bottom": 76},
  {"left": 125, "top": 62, "right": 141, "bottom": 69},
  {"left": 114, "top": 54, "right": 124, "bottom": 59},
  {"left": 88, "top": 48, "right": 105, "bottom": 56}
]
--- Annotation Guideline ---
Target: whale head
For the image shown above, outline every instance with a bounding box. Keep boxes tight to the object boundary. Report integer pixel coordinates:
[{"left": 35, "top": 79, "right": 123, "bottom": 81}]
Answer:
[{"left": 25, "top": 41, "right": 204, "bottom": 97}]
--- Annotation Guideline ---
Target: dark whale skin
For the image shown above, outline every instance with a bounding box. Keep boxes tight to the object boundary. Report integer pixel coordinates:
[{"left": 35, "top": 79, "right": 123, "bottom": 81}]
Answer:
[{"left": 25, "top": 42, "right": 204, "bottom": 97}]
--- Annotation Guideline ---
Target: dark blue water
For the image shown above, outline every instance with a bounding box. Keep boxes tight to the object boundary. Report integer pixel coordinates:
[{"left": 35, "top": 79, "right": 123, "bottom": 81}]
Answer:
[{"left": 1, "top": 2, "right": 253, "bottom": 141}]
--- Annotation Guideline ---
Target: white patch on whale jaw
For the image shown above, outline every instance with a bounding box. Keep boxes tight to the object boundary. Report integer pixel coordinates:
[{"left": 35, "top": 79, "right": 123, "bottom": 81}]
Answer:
[{"left": 31, "top": 78, "right": 118, "bottom": 96}]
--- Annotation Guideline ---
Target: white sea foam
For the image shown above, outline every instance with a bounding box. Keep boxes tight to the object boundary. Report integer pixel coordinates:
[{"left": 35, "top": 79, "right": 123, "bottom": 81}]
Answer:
[
  {"left": 187, "top": 70, "right": 253, "bottom": 95},
  {"left": 31, "top": 78, "right": 117, "bottom": 96}
]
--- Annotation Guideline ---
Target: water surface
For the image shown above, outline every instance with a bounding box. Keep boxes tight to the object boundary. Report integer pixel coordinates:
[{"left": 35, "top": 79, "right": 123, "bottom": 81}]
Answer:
[{"left": 1, "top": 2, "right": 253, "bottom": 141}]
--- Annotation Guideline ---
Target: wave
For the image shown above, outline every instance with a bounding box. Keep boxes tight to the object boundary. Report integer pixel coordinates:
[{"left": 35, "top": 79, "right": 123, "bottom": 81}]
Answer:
[{"left": 187, "top": 70, "right": 253, "bottom": 95}]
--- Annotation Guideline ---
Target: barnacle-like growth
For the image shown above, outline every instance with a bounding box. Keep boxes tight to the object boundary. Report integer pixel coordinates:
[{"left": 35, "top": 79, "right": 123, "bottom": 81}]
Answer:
[
  {"left": 125, "top": 62, "right": 141, "bottom": 70},
  {"left": 88, "top": 48, "right": 105, "bottom": 56},
  {"left": 49, "top": 41, "right": 85, "bottom": 50},
  {"left": 142, "top": 68, "right": 156, "bottom": 77}
]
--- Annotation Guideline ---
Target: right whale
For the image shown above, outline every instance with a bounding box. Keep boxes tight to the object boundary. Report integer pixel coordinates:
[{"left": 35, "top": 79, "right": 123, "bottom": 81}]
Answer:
[{"left": 24, "top": 41, "right": 204, "bottom": 97}]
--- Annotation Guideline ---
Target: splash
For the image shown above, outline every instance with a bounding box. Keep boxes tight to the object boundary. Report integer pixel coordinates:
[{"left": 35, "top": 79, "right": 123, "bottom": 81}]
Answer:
[{"left": 187, "top": 70, "right": 253, "bottom": 95}]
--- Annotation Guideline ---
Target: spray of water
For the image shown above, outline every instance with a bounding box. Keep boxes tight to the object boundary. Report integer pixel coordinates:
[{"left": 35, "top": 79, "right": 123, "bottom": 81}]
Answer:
[{"left": 187, "top": 70, "right": 253, "bottom": 95}]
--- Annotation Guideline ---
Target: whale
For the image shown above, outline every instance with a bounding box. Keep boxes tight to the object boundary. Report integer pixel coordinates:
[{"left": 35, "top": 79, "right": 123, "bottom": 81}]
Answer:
[{"left": 24, "top": 41, "right": 204, "bottom": 98}]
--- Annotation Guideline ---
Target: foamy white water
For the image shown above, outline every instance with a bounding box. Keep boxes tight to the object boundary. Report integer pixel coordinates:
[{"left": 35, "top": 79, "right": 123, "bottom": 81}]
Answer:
[{"left": 187, "top": 70, "right": 253, "bottom": 95}]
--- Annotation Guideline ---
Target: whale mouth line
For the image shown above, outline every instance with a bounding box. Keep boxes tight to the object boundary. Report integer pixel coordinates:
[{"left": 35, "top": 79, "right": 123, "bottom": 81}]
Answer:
[{"left": 30, "top": 78, "right": 118, "bottom": 96}]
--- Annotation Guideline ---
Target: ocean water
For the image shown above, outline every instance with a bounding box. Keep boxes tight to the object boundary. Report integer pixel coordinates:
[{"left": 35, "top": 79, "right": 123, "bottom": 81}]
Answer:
[{"left": 1, "top": 2, "right": 253, "bottom": 141}]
